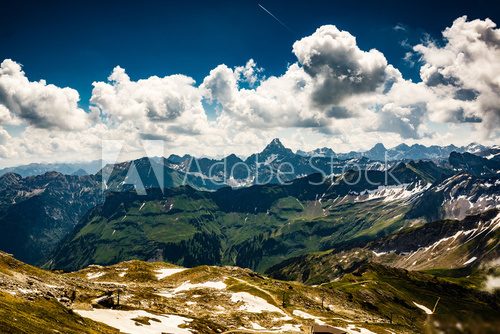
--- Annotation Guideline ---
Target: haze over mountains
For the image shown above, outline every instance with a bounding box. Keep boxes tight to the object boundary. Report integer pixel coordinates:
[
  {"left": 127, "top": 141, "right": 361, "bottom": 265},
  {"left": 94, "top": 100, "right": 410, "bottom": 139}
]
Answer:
[{"left": 0, "top": 160, "right": 103, "bottom": 178}]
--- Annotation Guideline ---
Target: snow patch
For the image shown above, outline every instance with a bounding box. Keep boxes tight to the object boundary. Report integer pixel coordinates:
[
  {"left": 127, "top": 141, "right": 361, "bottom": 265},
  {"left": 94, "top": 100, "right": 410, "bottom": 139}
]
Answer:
[
  {"left": 336, "top": 324, "right": 377, "bottom": 334},
  {"left": 264, "top": 154, "right": 278, "bottom": 164},
  {"left": 292, "top": 309, "right": 325, "bottom": 324},
  {"left": 485, "top": 276, "right": 500, "bottom": 292},
  {"left": 155, "top": 268, "right": 186, "bottom": 280},
  {"left": 372, "top": 251, "right": 387, "bottom": 257},
  {"left": 230, "top": 292, "right": 286, "bottom": 315},
  {"left": 75, "top": 309, "right": 192, "bottom": 334},
  {"left": 277, "top": 324, "right": 302, "bottom": 332},
  {"left": 157, "top": 280, "right": 226, "bottom": 298},
  {"left": 251, "top": 322, "right": 266, "bottom": 330},
  {"left": 354, "top": 182, "right": 430, "bottom": 203},
  {"left": 86, "top": 272, "right": 105, "bottom": 280},
  {"left": 18, "top": 288, "right": 38, "bottom": 294},
  {"left": 238, "top": 323, "right": 301, "bottom": 333}
]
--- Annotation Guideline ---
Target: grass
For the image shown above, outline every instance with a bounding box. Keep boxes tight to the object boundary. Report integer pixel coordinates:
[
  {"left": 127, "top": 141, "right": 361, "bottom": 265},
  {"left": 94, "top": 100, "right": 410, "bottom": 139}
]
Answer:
[
  {"left": 0, "top": 291, "right": 118, "bottom": 334},
  {"left": 325, "top": 264, "right": 500, "bottom": 333},
  {"left": 53, "top": 189, "right": 422, "bottom": 273},
  {"left": 422, "top": 267, "right": 487, "bottom": 290},
  {"left": 4, "top": 250, "right": 498, "bottom": 334}
]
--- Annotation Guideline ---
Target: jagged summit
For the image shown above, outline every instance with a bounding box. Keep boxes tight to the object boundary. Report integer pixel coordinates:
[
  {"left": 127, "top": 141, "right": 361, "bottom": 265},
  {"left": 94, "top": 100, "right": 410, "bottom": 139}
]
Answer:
[
  {"left": 224, "top": 153, "right": 241, "bottom": 160},
  {"left": 264, "top": 138, "right": 285, "bottom": 150},
  {"left": 260, "top": 138, "right": 294, "bottom": 156},
  {"left": 363, "top": 143, "right": 387, "bottom": 160},
  {"left": 297, "top": 147, "right": 336, "bottom": 157},
  {"left": 464, "top": 142, "right": 487, "bottom": 154}
]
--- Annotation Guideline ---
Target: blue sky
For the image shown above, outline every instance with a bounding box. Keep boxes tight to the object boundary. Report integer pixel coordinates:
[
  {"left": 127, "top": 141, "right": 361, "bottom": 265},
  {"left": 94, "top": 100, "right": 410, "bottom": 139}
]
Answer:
[{"left": 1, "top": 0, "right": 497, "bottom": 108}]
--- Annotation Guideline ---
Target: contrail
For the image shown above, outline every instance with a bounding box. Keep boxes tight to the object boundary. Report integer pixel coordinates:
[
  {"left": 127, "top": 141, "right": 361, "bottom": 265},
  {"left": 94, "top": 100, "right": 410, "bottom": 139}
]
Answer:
[{"left": 258, "top": 3, "right": 294, "bottom": 33}]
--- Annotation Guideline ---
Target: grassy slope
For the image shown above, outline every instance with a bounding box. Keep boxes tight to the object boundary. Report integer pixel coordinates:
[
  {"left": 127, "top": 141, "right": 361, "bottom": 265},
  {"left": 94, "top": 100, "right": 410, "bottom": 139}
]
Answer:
[
  {"left": 51, "top": 188, "right": 413, "bottom": 272},
  {"left": 0, "top": 291, "right": 118, "bottom": 334},
  {"left": 0, "top": 252, "right": 411, "bottom": 333},
  {"left": 325, "top": 264, "right": 500, "bottom": 334},
  {"left": 4, "top": 250, "right": 500, "bottom": 333}
]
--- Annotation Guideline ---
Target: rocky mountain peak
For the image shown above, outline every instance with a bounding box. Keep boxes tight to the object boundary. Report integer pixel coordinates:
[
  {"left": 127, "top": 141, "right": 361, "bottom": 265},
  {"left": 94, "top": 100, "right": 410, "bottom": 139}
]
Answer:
[
  {"left": 266, "top": 138, "right": 285, "bottom": 149},
  {"left": 260, "top": 138, "right": 293, "bottom": 157}
]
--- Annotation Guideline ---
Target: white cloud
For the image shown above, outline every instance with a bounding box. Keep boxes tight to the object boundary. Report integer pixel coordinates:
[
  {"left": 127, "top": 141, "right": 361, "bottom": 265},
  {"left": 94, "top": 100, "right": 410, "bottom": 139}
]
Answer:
[
  {"left": 0, "top": 59, "right": 92, "bottom": 131},
  {"left": 201, "top": 64, "right": 238, "bottom": 106},
  {"left": 91, "top": 66, "right": 209, "bottom": 139},
  {"left": 203, "top": 24, "right": 409, "bottom": 138},
  {"left": 234, "top": 59, "right": 263, "bottom": 86},
  {"left": 0, "top": 16, "right": 499, "bottom": 166},
  {"left": 203, "top": 62, "right": 327, "bottom": 129},
  {"left": 370, "top": 103, "right": 427, "bottom": 139},
  {"left": 292, "top": 25, "right": 399, "bottom": 109},
  {"left": 414, "top": 16, "right": 500, "bottom": 135}
]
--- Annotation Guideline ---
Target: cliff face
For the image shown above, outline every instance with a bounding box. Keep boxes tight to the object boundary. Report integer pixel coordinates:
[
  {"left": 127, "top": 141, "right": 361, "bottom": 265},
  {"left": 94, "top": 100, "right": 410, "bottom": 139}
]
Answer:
[{"left": 0, "top": 172, "right": 102, "bottom": 265}]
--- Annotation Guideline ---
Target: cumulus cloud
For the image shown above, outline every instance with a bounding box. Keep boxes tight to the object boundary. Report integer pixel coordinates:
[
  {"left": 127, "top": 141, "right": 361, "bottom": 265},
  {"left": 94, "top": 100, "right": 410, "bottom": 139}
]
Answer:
[
  {"left": 91, "top": 66, "right": 209, "bottom": 139},
  {"left": 0, "top": 16, "right": 499, "bottom": 166},
  {"left": 0, "top": 59, "right": 92, "bottom": 131},
  {"left": 234, "top": 59, "right": 263, "bottom": 86},
  {"left": 202, "top": 62, "right": 326, "bottom": 129},
  {"left": 414, "top": 16, "right": 500, "bottom": 135},
  {"left": 202, "top": 64, "right": 238, "bottom": 106},
  {"left": 201, "top": 24, "right": 409, "bottom": 137},
  {"left": 369, "top": 103, "right": 427, "bottom": 139},
  {"left": 292, "top": 25, "right": 399, "bottom": 109}
]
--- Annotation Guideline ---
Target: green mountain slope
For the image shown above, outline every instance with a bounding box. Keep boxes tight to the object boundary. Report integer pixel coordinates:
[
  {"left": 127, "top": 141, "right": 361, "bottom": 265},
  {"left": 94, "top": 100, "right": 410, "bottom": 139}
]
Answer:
[
  {"left": 50, "top": 168, "right": 428, "bottom": 272},
  {"left": 266, "top": 209, "right": 500, "bottom": 289}
]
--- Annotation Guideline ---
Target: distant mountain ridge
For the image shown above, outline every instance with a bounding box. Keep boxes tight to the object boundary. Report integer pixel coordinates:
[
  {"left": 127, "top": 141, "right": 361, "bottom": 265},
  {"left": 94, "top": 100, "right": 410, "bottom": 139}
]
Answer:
[
  {"left": 0, "top": 139, "right": 498, "bottom": 269},
  {"left": 0, "top": 160, "right": 103, "bottom": 178},
  {"left": 1, "top": 141, "right": 495, "bottom": 179},
  {"left": 299, "top": 141, "right": 493, "bottom": 161},
  {"left": 156, "top": 139, "right": 498, "bottom": 189},
  {"left": 160, "top": 138, "right": 384, "bottom": 189}
]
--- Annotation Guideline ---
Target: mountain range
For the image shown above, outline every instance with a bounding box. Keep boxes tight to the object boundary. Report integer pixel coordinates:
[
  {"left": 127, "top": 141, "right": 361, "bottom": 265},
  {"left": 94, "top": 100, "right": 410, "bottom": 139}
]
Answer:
[
  {"left": 0, "top": 140, "right": 498, "bottom": 267},
  {"left": 0, "top": 139, "right": 498, "bottom": 333},
  {"left": 0, "top": 172, "right": 102, "bottom": 265},
  {"left": 296, "top": 141, "right": 497, "bottom": 161},
  {"left": 2, "top": 140, "right": 496, "bottom": 179},
  {"left": 0, "top": 160, "right": 103, "bottom": 178},
  {"left": 48, "top": 159, "right": 499, "bottom": 273}
]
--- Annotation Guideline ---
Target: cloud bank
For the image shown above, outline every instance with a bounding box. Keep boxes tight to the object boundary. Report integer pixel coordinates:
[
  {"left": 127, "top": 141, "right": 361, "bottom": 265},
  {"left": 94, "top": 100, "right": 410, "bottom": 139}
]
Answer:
[{"left": 0, "top": 16, "right": 498, "bottom": 165}]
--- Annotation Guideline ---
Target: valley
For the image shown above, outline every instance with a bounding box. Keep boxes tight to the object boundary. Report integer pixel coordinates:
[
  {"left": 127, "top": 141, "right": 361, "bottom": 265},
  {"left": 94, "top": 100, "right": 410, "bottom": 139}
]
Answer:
[{"left": 0, "top": 140, "right": 498, "bottom": 334}]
